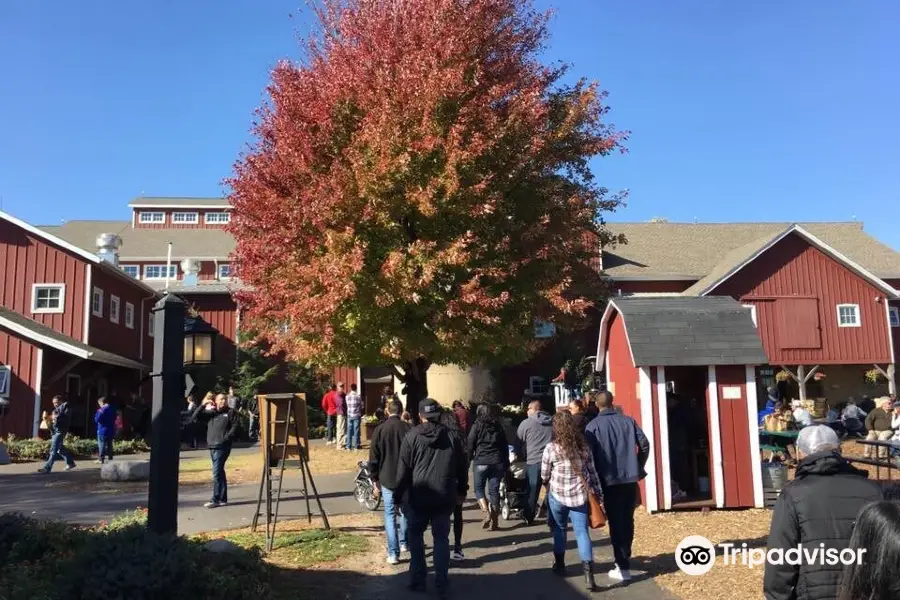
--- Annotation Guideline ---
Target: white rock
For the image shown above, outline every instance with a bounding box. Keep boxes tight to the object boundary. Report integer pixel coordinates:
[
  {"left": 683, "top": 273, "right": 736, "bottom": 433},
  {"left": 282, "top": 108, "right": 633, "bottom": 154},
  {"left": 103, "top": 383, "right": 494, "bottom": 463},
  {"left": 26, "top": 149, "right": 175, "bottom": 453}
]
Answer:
[
  {"left": 203, "top": 539, "right": 244, "bottom": 554},
  {"left": 0, "top": 442, "right": 10, "bottom": 465},
  {"left": 100, "top": 460, "right": 150, "bottom": 481}
]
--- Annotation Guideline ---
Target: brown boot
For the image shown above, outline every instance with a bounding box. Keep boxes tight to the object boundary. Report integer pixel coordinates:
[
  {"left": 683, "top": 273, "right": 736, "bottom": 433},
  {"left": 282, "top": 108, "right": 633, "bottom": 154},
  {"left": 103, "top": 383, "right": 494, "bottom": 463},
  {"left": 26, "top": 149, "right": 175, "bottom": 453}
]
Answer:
[{"left": 478, "top": 499, "right": 491, "bottom": 529}]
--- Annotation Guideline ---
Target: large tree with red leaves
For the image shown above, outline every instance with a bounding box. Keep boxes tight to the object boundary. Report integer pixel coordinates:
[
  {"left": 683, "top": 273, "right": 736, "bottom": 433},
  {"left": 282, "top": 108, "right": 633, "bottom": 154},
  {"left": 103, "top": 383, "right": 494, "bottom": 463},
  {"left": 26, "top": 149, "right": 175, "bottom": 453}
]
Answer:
[{"left": 228, "top": 0, "right": 626, "bottom": 417}]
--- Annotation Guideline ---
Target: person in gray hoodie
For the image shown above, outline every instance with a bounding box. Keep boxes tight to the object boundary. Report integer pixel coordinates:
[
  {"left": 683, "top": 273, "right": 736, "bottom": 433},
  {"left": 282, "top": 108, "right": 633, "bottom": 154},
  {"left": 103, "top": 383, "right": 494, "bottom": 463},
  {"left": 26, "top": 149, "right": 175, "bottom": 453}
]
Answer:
[{"left": 516, "top": 400, "right": 553, "bottom": 524}]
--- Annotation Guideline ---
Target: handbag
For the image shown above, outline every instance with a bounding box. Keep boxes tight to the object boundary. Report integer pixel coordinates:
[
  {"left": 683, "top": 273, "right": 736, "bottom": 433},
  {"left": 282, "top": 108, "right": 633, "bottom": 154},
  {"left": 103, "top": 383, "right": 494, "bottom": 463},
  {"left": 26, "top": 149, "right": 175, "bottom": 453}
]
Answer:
[{"left": 578, "top": 469, "right": 607, "bottom": 529}]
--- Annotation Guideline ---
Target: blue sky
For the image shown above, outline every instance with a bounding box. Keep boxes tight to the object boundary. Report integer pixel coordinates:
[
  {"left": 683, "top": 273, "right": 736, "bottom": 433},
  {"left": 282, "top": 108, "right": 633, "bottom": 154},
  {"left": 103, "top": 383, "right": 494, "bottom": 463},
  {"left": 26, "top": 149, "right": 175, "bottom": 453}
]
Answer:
[{"left": 1, "top": 1, "right": 897, "bottom": 248}]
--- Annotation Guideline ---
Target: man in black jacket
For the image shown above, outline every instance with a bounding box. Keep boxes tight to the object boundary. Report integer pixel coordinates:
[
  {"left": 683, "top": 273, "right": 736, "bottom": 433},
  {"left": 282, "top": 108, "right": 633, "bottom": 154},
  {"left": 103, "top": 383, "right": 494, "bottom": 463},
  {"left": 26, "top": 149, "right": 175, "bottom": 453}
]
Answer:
[
  {"left": 369, "top": 399, "right": 411, "bottom": 564},
  {"left": 192, "top": 392, "right": 240, "bottom": 508},
  {"left": 38, "top": 395, "right": 76, "bottom": 473},
  {"left": 584, "top": 391, "right": 650, "bottom": 583},
  {"left": 396, "top": 398, "right": 468, "bottom": 597},
  {"left": 764, "top": 425, "right": 882, "bottom": 600}
]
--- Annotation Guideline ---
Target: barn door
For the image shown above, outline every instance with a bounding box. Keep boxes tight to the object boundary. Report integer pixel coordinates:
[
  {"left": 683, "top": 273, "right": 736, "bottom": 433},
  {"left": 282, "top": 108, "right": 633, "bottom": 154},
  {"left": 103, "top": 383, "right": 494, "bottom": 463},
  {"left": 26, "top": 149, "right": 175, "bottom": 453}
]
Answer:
[{"left": 776, "top": 298, "right": 821, "bottom": 349}]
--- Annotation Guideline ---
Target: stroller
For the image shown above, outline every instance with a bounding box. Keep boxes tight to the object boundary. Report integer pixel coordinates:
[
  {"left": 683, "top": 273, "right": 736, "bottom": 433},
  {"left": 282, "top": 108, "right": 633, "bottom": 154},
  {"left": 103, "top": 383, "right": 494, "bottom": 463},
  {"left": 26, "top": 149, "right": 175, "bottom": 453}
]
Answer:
[{"left": 499, "top": 447, "right": 530, "bottom": 521}]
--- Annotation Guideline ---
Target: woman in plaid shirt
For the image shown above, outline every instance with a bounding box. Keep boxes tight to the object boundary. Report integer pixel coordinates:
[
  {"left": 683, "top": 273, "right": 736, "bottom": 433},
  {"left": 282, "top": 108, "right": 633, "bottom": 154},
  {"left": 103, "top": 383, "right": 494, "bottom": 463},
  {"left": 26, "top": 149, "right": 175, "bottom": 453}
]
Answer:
[{"left": 541, "top": 411, "right": 604, "bottom": 591}]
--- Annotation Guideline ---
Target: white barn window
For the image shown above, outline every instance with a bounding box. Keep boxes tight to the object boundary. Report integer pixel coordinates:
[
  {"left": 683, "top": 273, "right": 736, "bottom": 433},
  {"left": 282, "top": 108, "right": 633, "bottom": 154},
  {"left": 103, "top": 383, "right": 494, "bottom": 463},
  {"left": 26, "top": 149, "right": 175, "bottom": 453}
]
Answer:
[
  {"left": 836, "top": 304, "right": 861, "bottom": 328},
  {"left": 32, "top": 284, "right": 65, "bottom": 314}
]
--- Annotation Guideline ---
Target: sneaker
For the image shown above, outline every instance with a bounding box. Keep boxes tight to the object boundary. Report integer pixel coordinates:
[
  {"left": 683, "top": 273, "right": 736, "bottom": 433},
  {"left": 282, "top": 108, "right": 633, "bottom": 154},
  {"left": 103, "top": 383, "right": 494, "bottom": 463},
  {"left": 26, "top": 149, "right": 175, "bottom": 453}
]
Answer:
[
  {"left": 386, "top": 555, "right": 399, "bottom": 565},
  {"left": 204, "top": 501, "right": 220, "bottom": 509},
  {"left": 37, "top": 467, "right": 49, "bottom": 474},
  {"left": 65, "top": 464, "right": 77, "bottom": 471},
  {"left": 608, "top": 566, "right": 632, "bottom": 582},
  {"left": 400, "top": 543, "right": 409, "bottom": 553},
  {"left": 218, "top": 501, "right": 228, "bottom": 507},
  {"left": 450, "top": 549, "right": 465, "bottom": 560},
  {"left": 94, "top": 459, "right": 103, "bottom": 464}
]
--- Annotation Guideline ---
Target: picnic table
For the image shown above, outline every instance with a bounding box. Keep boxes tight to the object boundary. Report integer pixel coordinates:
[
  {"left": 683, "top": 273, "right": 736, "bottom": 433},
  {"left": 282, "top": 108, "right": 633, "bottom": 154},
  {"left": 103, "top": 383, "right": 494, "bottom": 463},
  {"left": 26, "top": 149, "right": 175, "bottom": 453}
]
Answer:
[
  {"left": 852, "top": 439, "right": 900, "bottom": 481},
  {"left": 759, "top": 429, "right": 800, "bottom": 462}
]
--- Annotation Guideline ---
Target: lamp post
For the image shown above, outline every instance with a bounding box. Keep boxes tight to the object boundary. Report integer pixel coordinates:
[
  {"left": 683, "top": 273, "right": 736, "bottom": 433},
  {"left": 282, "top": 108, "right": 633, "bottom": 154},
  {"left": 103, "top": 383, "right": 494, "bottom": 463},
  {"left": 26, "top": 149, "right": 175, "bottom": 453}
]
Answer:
[{"left": 147, "top": 295, "right": 218, "bottom": 535}]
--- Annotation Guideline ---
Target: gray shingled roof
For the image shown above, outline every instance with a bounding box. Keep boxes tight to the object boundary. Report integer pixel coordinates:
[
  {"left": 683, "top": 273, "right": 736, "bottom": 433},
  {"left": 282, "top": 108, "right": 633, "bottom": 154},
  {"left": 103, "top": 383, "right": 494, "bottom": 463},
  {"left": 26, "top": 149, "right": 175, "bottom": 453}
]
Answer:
[
  {"left": 40, "top": 221, "right": 235, "bottom": 260},
  {"left": 144, "top": 280, "right": 248, "bottom": 294},
  {"left": 608, "top": 296, "right": 768, "bottom": 367},
  {"left": 603, "top": 222, "right": 900, "bottom": 280},
  {"left": 40, "top": 220, "right": 900, "bottom": 285},
  {"left": 0, "top": 307, "right": 149, "bottom": 370},
  {"left": 127, "top": 197, "right": 231, "bottom": 208}
]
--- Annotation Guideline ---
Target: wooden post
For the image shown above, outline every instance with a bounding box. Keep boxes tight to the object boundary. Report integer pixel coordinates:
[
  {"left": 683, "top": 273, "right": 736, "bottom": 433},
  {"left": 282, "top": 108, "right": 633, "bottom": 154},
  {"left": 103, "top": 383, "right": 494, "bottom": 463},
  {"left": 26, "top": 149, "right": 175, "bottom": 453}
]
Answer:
[
  {"left": 780, "top": 365, "right": 819, "bottom": 402},
  {"left": 873, "top": 364, "right": 897, "bottom": 396},
  {"left": 147, "top": 294, "right": 186, "bottom": 536}
]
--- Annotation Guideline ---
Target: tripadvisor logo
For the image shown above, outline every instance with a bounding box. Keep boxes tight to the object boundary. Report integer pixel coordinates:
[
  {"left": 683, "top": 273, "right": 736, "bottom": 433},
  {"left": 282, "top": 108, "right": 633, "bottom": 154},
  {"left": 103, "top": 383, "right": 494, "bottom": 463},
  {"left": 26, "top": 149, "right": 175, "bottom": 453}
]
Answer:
[{"left": 675, "top": 536, "right": 866, "bottom": 575}]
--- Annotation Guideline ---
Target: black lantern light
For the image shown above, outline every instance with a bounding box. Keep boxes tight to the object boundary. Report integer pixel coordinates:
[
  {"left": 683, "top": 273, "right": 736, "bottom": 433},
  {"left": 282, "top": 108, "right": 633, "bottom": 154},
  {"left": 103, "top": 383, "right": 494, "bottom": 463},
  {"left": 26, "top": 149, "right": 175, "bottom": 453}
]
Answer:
[{"left": 183, "top": 316, "right": 217, "bottom": 367}]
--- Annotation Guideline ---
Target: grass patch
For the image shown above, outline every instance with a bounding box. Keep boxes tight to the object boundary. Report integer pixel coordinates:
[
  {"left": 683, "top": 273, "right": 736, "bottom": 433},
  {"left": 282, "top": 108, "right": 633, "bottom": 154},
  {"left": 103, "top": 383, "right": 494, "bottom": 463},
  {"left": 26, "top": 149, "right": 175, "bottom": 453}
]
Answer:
[
  {"left": 202, "top": 528, "right": 370, "bottom": 569},
  {"left": 179, "top": 444, "right": 367, "bottom": 485}
]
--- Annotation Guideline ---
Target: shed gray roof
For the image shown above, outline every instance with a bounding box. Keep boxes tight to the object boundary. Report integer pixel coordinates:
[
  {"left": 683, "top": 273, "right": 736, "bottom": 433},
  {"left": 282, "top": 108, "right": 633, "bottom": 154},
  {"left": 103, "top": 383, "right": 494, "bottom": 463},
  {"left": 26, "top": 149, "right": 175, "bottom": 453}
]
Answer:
[{"left": 607, "top": 296, "right": 768, "bottom": 367}]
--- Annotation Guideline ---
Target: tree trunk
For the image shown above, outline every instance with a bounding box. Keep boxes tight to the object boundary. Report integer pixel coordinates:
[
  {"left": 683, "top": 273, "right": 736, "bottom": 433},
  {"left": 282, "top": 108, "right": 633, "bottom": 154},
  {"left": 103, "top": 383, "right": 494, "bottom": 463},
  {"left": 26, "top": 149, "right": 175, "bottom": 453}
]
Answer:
[{"left": 401, "top": 357, "right": 430, "bottom": 424}]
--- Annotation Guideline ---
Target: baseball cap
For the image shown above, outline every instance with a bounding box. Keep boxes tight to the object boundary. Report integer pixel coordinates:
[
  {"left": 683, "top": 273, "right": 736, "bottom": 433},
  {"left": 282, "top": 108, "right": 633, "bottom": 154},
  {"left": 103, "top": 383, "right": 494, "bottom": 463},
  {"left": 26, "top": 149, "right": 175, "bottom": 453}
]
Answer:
[
  {"left": 419, "top": 398, "right": 441, "bottom": 420},
  {"left": 797, "top": 425, "right": 841, "bottom": 456}
]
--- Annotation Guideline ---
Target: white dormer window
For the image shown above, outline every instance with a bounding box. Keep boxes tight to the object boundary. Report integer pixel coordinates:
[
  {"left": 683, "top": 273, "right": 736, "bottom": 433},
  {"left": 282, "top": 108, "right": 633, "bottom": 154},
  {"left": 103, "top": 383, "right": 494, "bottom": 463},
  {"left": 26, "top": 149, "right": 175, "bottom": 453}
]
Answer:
[
  {"left": 890, "top": 306, "right": 900, "bottom": 328},
  {"left": 205, "top": 212, "right": 231, "bottom": 224},
  {"left": 32, "top": 284, "right": 65, "bottom": 314},
  {"left": 110, "top": 295, "right": 120, "bottom": 324},
  {"left": 218, "top": 264, "right": 232, "bottom": 280},
  {"left": 743, "top": 304, "right": 758, "bottom": 327},
  {"left": 139, "top": 212, "right": 165, "bottom": 224},
  {"left": 837, "top": 304, "right": 861, "bottom": 328},
  {"left": 92, "top": 287, "right": 104, "bottom": 317},
  {"left": 125, "top": 302, "right": 135, "bottom": 329},
  {"left": 144, "top": 265, "right": 178, "bottom": 280},
  {"left": 172, "top": 212, "right": 199, "bottom": 224}
]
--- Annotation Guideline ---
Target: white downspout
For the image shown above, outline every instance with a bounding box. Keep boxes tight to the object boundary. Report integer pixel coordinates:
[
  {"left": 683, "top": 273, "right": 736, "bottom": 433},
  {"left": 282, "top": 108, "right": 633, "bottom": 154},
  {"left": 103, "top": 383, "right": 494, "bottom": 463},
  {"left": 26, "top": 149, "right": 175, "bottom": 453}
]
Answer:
[{"left": 164, "top": 242, "right": 173, "bottom": 291}]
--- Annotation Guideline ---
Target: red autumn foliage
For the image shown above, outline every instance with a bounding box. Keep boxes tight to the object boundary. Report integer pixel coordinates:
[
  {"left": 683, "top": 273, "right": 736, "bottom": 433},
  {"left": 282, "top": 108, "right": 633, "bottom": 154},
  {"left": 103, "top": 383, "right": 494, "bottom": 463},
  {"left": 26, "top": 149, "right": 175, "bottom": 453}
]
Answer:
[{"left": 227, "top": 0, "right": 627, "bottom": 381}]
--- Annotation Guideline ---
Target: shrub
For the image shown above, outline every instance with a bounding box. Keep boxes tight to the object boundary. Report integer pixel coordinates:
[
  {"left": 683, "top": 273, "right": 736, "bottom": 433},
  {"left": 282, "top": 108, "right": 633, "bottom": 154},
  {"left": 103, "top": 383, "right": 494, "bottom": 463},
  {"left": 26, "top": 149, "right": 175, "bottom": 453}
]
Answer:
[
  {"left": 0, "top": 513, "right": 270, "bottom": 600},
  {"left": 3, "top": 435, "right": 149, "bottom": 461}
]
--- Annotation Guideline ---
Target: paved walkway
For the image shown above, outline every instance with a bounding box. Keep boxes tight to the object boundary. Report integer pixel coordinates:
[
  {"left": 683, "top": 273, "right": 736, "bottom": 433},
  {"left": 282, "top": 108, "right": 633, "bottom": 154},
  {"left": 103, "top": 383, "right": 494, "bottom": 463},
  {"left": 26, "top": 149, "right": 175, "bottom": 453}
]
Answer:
[
  {"left": 0, "top": 445, "right": 362, "bottom": 535},
  {"left": 353, "top": 505, "right": 675, "bottom": 600}
]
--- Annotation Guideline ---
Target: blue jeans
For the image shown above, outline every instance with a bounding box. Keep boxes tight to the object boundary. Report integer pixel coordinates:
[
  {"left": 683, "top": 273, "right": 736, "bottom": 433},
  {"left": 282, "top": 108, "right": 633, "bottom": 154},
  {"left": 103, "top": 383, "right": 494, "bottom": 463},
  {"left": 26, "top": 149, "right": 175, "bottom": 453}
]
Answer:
[
  {"left": 473, "top": 463, "right": 504, "bottom": 506},
  {"left": 210, "top": 445, "right": 231, "bottom": 503},
  {"left": 548, "top": 493, "right": 593, "bottom": 562},
  {"left": 326, "top": 415, "right": 336, "bottom": 442},
  {"left": 97, "top": 434, "right": 114, "bottom": 460},
  {"left": 407, "top": 507, "right": 451, "bottom": 591},
  {"left": 524, "top": 463, "right": 542, "bottom": 522},
  {"left": 347, "top": 417, "right": 361, "bottom": 450},
  {"left": 44, "top": 432, "right": 75, "bottom": 471},
  {"left": 382, "top": 486, "right": 408, "bottom": 558}
]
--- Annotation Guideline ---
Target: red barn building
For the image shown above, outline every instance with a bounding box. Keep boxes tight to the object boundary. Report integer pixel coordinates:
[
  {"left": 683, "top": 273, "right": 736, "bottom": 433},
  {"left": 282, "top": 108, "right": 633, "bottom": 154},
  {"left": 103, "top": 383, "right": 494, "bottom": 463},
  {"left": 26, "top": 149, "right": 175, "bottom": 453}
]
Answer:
[{"left": 0, "top": 211, "right": 158, "bottom": 438}]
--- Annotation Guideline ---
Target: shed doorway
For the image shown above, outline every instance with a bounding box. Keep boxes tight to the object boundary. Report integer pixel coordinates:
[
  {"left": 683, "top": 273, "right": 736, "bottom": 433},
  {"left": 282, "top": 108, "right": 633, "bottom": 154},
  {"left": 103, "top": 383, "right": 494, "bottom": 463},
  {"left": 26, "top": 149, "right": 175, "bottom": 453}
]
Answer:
[{"left": 665, "top": 366, "right": 713, "bottom": 506}]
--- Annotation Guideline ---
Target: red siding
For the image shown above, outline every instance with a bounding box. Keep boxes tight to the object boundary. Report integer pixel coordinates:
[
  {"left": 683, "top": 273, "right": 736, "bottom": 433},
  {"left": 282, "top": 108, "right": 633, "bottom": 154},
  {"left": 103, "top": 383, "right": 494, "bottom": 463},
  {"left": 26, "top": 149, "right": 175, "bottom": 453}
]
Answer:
[
  {"left": 331, "top": 366, "right": 359, "bottom": 388},
  {"left": 613, "top": 280, "right": 696, "bottom": 295},
  {"left": 605, "top": 311, "right": 645, "bottom": 505},
  {"left": 132, "top": 210, "right": 231, "bottom": 231},
  {"left": 713, "top": 233, "right": 892, "bottom": 364},
  {"left": 88, "top": 268, "right": 152, "bottom": 362},
  {"left": 0, "top": 220, "right": 88, "bottom": 340},
  {"left": 181, "top": 293, "right": 238, "bottom": 367},
  {"left": 715, "top": 366, "right": 754, "bottom": 508},
  {"left": 0, "top": 328, "right": 40, "bottom": 437}
]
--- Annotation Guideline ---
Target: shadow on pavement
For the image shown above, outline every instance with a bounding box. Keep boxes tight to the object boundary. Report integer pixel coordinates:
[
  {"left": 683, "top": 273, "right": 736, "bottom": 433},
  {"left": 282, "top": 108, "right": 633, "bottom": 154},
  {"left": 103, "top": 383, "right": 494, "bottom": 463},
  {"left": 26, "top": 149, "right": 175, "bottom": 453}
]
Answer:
[{"left": 284, "top": 566, "right": 640, "bottom": 600}]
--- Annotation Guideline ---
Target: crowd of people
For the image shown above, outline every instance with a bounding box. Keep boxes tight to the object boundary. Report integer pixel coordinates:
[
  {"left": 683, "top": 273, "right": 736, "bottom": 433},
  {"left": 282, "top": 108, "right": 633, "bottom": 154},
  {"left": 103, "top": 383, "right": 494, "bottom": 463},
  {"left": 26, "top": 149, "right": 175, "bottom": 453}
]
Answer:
[
  {"left": 367, "top": 390, "right": 650, "bottom": 597},
  {"left": 321, "top": 382, "right": 366, "bottom": 450}
]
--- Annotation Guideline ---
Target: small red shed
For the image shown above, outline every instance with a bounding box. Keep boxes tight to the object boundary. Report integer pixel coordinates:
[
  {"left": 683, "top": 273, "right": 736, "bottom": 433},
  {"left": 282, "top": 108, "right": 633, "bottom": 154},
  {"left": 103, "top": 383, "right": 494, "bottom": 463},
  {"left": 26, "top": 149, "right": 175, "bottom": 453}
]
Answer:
[{"left": 596, "top": 295, "right": 768, "bottom": 513}]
